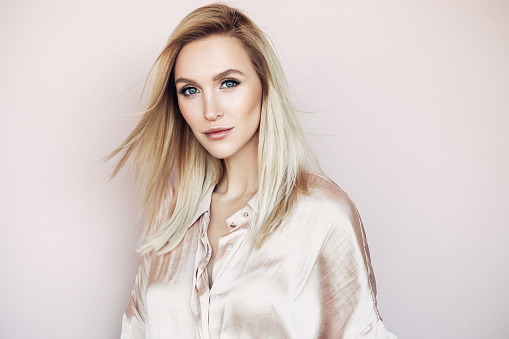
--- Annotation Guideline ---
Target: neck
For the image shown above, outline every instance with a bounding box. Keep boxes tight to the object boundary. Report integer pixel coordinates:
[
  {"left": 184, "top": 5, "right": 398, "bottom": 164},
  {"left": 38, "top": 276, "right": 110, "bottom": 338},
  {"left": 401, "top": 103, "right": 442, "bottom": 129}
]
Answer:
[{"left": 215, "top": 136, "right": 258, "bottom": 199}]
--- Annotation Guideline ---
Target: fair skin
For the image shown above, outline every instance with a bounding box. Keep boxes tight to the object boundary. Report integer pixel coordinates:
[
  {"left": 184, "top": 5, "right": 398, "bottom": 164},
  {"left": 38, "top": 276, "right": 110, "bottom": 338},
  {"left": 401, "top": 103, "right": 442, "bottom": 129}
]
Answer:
[{"left": 174, "top": 36, "right": 263, "bottom": 287}]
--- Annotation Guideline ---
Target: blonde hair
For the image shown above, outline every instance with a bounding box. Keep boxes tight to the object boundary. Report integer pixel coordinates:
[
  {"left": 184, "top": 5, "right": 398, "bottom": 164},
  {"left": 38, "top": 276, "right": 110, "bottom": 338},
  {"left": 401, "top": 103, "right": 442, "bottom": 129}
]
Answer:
[{"left": 108, "top": 3, "right": 317, "bottom": 254}]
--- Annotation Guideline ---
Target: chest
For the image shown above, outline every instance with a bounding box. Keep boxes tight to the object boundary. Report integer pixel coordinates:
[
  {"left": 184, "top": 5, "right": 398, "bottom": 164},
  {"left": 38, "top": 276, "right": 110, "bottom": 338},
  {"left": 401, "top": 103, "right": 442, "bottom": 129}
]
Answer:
[
  {"left": 149, "top": 221, "right": 319, "bottom": 294},
  {"left": 207, "top": 193, "right": 254, "bottom": 284},
  {"left": 143, "top": 208, "right": 327, "bottom": 338}
]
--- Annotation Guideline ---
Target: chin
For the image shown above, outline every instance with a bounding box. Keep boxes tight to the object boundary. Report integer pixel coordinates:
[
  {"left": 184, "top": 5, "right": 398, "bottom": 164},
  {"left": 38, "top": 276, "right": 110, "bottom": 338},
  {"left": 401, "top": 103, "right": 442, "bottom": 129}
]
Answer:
[{"left": 202, "top": 146, "right": 235, "bottom": 160}]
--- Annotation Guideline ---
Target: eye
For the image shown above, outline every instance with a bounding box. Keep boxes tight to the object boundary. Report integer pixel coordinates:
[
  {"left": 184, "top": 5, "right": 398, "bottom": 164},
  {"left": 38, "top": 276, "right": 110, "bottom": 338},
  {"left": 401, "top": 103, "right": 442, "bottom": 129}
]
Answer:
[
  {"left": 180, "top": 86, "right": 199, "bottom": 97},
  {"left": 220, "top": 79, "right": 240, "bottom": 89}
]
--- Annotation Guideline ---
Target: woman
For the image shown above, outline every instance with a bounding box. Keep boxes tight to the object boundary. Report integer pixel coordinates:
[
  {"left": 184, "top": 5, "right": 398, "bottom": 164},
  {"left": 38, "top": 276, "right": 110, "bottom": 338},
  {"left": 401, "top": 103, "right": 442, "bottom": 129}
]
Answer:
[{"left": 111, "top": 4, "right": 396, "bottom": 338}]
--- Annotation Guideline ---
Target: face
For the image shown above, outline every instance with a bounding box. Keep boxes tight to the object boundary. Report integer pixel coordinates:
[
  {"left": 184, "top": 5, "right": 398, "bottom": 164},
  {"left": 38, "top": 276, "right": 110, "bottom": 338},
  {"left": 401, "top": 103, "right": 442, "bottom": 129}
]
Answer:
[{"left": 174, "top": 36, "right": 263, "bottom": 161}]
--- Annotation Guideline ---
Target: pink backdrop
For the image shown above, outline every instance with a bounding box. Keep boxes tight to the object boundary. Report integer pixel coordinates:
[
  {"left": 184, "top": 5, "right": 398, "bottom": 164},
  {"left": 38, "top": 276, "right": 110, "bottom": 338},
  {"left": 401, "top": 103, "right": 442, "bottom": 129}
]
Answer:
[{"left": 1, "top": 0, "right": 508, "bottom": 338}]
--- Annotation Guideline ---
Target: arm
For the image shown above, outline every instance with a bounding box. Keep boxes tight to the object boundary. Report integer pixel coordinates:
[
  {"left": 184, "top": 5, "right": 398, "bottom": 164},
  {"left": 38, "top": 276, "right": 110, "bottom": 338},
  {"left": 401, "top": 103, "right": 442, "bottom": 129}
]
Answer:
[
  {"left": 121, "top": 253, "right": 151, "bottom": 339},
  {"left": 316, "top": 198, "right": 396, "bottom": 338}
]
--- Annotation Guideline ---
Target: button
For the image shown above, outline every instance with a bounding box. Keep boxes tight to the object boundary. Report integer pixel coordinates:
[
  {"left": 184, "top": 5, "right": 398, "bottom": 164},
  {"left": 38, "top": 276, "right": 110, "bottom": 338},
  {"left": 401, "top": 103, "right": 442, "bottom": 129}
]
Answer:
[
  {"left": 227, "top": 244, "right": 233, "bottom": 251},
  {"left": 230, "top": 222, "right": 236, "bottom": 228},
  {"left": 243, "top": 212, "right": 249, "bottom": 217}
]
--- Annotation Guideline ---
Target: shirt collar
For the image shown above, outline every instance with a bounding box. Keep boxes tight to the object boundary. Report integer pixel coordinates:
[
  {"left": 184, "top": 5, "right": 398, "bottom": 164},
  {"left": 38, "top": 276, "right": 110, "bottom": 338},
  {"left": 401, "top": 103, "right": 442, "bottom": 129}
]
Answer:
[
  {"left": 246, "top": 193, "right": 257, "bottom": 211},
  {"left": 188, "top": 188, "right": 259, "bottom": 229},
  {"left": 188, "top": 186, "right": 214, "bottom": 228}
]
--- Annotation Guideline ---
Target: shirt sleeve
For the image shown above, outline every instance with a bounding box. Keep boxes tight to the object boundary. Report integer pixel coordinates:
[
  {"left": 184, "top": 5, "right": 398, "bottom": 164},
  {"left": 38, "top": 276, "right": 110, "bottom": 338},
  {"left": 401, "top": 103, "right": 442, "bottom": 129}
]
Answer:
[
  {"left": 315, "top": 197, "right": 396, "bottom": 338},
  {"left": 121, "top": 253, "right": 151, "bottom": 339}
]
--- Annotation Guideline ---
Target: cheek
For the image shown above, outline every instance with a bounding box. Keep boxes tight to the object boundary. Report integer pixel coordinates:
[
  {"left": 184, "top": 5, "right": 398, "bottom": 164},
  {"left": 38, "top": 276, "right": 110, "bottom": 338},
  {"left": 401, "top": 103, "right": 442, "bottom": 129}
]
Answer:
[
  {"left": 248, "top": 91, "right": 262, "bottom": 128},
  {"left": 178, "top": 100, "right": 200, "bottom": 131},
  {"left": 234, "top": 85, "right": 262, "bottom": 122}
]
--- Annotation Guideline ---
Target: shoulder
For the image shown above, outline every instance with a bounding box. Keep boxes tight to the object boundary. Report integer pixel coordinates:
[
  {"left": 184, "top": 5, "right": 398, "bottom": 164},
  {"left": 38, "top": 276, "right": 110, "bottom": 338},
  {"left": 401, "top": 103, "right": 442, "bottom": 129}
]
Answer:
[
  {"left": 299, "top": 172, "right": 360, "bottom": 226},
  {"left": 286, "top": 172, "right": 370, "bottom": 257}
]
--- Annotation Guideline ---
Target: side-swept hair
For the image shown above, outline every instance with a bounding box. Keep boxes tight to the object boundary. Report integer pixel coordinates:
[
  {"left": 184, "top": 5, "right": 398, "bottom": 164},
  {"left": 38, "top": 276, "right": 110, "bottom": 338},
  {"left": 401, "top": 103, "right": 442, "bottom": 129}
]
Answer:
[{"left": 108, "top": 3, "right": 316, "bottom": 254}]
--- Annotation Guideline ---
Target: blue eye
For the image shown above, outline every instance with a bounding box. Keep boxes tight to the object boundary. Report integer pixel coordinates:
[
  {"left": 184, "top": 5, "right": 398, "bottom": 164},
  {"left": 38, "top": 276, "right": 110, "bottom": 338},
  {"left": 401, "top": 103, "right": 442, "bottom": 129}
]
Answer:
[
  {"left": 220, "top": 80, "right": 239, "bottom": 89},
  {"left": 180, "top": 87, "right": 199, "bottom": 96}
]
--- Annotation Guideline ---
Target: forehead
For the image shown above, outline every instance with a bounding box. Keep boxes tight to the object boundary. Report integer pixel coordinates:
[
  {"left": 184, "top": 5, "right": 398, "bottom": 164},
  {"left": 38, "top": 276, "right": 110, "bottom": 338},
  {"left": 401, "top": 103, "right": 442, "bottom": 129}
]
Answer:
[{"left": 174, "top": 36, "right": 254, "bottom": 79}]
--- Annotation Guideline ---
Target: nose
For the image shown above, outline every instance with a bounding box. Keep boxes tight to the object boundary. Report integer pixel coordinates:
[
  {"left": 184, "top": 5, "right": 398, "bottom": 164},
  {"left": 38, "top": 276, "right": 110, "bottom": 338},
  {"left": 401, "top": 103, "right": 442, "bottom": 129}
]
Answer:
[{"left": 203, "top": 91, "right": 223, "bottom": 121}]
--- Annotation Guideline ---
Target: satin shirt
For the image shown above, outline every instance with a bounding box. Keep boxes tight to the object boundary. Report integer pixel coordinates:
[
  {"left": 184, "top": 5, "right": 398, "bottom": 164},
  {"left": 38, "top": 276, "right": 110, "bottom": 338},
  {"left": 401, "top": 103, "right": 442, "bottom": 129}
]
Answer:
[{"left": 121, "top": 173, "right": 396, "bottom": 338}]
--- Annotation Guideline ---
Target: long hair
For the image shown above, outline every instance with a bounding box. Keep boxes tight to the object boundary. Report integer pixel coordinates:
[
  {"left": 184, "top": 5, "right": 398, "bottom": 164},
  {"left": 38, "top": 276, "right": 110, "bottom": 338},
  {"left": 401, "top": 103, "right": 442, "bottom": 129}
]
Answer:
[{"left": 108, "top": 3, "right": 316, "bottom": 254}]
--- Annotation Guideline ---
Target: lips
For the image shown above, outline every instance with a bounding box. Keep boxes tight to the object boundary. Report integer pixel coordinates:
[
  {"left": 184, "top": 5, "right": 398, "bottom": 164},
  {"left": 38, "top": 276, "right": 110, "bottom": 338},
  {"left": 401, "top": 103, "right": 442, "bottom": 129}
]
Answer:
[{"left": 203, "top": 126, "right": 233, "bottom": 141}]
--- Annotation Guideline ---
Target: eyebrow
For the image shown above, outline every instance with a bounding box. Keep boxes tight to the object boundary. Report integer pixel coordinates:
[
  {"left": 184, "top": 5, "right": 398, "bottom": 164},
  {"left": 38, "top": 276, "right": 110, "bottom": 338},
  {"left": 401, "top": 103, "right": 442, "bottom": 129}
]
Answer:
[{"left": 175, "top": 69, "right": 245, "bottom": 85}]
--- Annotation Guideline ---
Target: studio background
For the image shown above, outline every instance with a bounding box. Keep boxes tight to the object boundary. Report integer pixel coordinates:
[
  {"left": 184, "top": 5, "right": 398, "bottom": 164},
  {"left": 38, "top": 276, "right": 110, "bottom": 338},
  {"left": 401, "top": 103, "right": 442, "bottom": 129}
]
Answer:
[{"left": 1, "top": 0, "right": 508, "bottom": 338}]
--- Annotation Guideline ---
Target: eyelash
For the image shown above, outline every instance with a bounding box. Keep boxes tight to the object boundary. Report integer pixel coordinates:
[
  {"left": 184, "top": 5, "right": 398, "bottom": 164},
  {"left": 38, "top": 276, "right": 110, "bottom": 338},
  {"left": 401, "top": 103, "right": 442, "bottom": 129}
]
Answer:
[
  {"left": 220, "top": 79, "right": 240, "bottom": 89},
  {"left": 179, "top": 79, "right": 241, "bottom": 97}
]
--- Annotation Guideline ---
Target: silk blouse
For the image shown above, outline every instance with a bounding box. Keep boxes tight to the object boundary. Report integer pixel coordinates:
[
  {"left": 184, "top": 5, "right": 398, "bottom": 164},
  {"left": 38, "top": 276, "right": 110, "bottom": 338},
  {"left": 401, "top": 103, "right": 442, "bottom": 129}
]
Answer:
[{"left": 121, "top": 173, "right": 396, "bottom": 338}]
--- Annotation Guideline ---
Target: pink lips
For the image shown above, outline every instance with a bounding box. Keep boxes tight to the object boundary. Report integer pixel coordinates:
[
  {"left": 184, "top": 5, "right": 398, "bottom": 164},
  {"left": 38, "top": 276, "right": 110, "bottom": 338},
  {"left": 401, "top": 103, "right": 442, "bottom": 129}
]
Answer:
[{"left": 203, "top": 126, "right": 233, "bottom": 141}]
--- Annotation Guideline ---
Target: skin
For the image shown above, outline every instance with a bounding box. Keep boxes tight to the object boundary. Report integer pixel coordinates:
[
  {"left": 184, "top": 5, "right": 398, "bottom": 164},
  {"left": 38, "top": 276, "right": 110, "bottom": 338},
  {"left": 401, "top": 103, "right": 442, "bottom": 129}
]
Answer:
[{"left": 174, "top": 36, "right": 263, "bottom": 286}]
